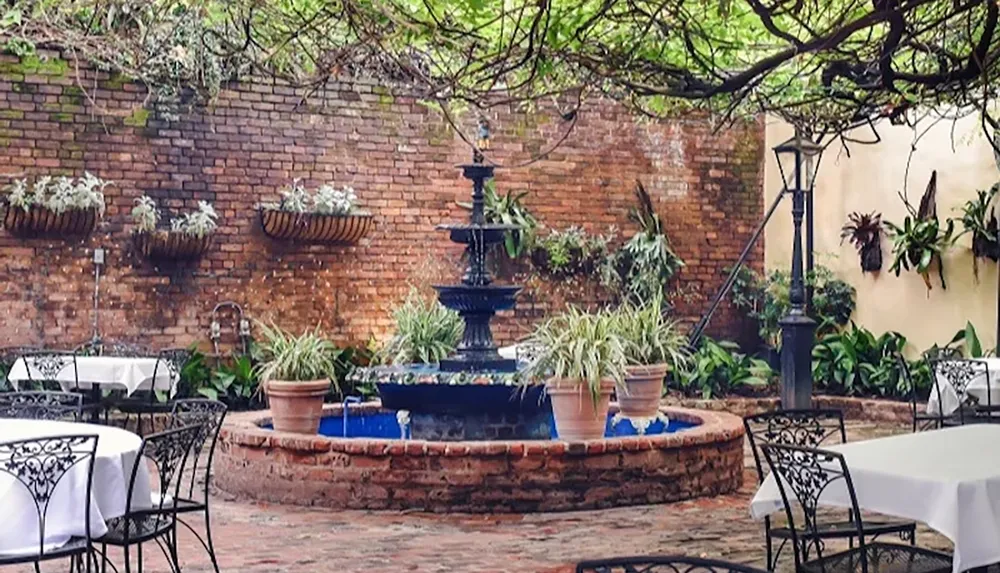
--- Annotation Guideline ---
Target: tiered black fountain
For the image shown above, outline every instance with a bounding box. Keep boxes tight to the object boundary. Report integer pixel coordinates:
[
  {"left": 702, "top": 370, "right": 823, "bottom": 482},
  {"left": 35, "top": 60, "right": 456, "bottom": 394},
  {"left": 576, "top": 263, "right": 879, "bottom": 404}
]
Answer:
[{"left": 365, "top": 135, "right": 551, "bottom": 441}]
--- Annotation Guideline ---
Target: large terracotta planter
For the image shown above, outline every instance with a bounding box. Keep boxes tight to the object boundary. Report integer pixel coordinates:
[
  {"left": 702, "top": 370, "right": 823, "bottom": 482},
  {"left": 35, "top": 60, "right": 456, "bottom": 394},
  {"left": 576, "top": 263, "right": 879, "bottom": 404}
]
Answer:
[
  {"left": 266, "top": 379, "right": 330, "bottom": 434},
  {"left": 3, "top": 205, "right": 99, "bottom": 237},
  {"left": 546, "top": 379, "right": 615, "bottom": 441},
  {"left": 619, "top": 364, "right": 669, "bottom": 418},
  {"left": 260, "top": 209, "right": 374, "bottom": 244}
]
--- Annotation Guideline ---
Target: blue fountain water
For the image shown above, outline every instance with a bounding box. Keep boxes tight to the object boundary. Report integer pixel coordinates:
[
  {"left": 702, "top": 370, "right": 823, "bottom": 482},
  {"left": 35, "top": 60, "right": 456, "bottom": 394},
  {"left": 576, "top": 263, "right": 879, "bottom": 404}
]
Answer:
[{"left": 263, "top": 410, "right": 697, "bottom": 439}]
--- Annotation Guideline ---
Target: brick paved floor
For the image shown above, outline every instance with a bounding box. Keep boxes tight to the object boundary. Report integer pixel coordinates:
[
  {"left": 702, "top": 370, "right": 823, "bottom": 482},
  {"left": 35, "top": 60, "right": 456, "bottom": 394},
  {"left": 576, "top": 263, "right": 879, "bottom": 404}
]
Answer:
[{"left": 29, "top": 420, "right": 954, "bottom": 573}]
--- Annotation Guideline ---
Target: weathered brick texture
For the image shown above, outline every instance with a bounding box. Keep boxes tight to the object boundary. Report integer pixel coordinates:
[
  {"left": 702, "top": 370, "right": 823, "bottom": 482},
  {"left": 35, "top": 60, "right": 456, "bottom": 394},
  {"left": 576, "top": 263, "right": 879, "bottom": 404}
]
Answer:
[{"left": 0, "top": 50, "right": 764, "bottom": 350}]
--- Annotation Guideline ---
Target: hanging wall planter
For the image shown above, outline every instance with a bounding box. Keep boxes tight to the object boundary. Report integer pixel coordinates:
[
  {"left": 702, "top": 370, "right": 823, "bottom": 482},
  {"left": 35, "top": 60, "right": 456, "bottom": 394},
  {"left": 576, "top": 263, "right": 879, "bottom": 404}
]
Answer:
[
  {"left": 841, "top": 211, "right": 884, "bottom": 273},
  {"left": 958, "top": 183, "right": 1000, "bottom": 280},
  {"left": 259, "top": 180, "right": 374, "bottom": 245},
  {"left": 130, "top": 195, "right": 218, "bottom": 261},
  {"left": 132, "top": 230, "right": 213, "bottom": 260},
  {"left": 260, "top": 209, "right": 374, "bottom": 244},
  {"left": 3, "top": 204, "right": 100, "bottom": 237},
  {"left": 1, "top": 173, "right": 110, "bottom": 238}
]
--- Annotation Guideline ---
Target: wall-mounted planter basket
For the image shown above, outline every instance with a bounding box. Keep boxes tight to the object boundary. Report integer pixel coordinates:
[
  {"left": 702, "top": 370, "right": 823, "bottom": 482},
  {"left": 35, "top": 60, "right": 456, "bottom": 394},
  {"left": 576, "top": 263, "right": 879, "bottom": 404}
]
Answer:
[
  {"left": 133, "top": 231, "right": 212, "bottom": 260},
  {"left": 260, "top": 208, "right": 374, "bottom": 244},
  {"left": 2, "top": 204, "right": 99, "bottom": 237}
]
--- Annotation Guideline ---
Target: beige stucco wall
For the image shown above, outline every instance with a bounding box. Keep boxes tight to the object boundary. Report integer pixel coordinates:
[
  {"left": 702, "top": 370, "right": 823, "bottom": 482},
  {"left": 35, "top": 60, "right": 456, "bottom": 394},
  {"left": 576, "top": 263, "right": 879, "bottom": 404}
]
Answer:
[{"left": 764, "top": 116, "right": 1000, "bottom": 353}]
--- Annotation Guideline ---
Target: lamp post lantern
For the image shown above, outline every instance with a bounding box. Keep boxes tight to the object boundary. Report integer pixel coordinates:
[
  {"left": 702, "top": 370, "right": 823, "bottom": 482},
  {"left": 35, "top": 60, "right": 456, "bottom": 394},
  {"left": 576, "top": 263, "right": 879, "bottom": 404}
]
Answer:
[{"left": 773, "top": 131, "right": 823, "bottom": 409}]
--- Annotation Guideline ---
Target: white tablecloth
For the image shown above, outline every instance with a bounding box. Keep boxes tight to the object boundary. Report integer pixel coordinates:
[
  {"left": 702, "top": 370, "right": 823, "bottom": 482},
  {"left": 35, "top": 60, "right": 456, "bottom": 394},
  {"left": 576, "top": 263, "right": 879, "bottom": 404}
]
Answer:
[
  {"left": 750, "top": 425, "right": 1000, "bottom": 573},
  {"left": 0, "top": 419, "right": 151, "bottom": 556},
  {"left": 926, "top": 358, "right": 1000, "bottom": 416},
  {"left": 7, "top": 356, "right": 176, "bottom": 396}
]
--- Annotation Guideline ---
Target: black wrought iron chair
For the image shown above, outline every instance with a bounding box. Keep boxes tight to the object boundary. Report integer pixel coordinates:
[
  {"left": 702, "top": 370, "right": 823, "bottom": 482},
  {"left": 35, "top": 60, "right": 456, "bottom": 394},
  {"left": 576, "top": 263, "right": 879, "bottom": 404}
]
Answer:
[
  {"left": 21, "top": 349, "right": 79, "bottom": 392},
  {"left": 164, "top": 398, "right": 228, "bottom": 573},
  {"left": 98, "top": 424, "right": 202, "bottom": 573},
  {"left": 761, "top": 443, "right": 952, "bottom": 573},
  {"left": 929, "top": 358, "right": 992, "bottom": 425},
  {"left": 576, "top": 555, "right": 769, "bottom": 573},
  {"left": 0, "top": 390, "right": 83, "bottom": 421},
  {"left": 744, "top": 409, "right": 916, "bottom": 570},
  {"left": 117, "top": 348, "right": 191, "bottom": 436},
  {"left": 0, "top": 345, "right": 39, "bottom": 391},
  {"left": 898, "top": 353, "right": 955, "bottom": 432},
  {"left": 0, "top": 434, "right": 100, "bottom": 572}
]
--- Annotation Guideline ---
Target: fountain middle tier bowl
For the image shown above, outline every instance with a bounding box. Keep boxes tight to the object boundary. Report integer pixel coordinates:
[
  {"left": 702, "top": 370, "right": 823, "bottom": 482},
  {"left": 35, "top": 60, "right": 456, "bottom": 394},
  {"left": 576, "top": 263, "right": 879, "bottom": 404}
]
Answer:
[
  {"left": 434, "top": 284, "right": 521, "bottom": 313},
  {"left": 437, "top": 223, "right": 520, "bottom": 245}
]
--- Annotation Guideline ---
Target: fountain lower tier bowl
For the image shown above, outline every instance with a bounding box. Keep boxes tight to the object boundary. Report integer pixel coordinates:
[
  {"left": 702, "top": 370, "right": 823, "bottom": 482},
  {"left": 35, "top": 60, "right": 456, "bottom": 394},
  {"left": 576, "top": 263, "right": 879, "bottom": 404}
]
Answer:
[
  {"left": 433, "top": 284, "right": 520, "bottom": 313},
  {"left": 437, "top": 223, "right": 520, "bottom": 245}
]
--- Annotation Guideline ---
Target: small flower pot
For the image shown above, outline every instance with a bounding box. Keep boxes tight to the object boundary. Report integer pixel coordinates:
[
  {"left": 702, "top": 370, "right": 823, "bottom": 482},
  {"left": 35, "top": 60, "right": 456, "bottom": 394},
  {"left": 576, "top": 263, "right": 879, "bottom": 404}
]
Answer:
[
  {"left": 619, "top": 364, "right": 668, "bottom": 418},
  {"left": 259, "top": 208, "right": 374, "bottom": 244},
  {"left": 3, "top": 205, "right": 99, "bottom": 237},
  {"left": 265, "top": 379, "right": 331, "bottom": 434},
  {"left": 546, "top": 378, "right": 615, "bottom": 441},
  {"left": 133, "top": 231, "right": 212, "bottom": 260}
]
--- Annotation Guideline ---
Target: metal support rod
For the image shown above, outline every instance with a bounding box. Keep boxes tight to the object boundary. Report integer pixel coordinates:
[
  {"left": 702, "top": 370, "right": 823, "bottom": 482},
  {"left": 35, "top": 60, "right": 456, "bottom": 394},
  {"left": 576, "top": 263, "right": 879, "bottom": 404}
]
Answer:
[
  {"left": 805, "top": 189, "right": 815, "bottom": 316},
  {"left": 688, "top": 189, "right": 788, "bottom": 348}
]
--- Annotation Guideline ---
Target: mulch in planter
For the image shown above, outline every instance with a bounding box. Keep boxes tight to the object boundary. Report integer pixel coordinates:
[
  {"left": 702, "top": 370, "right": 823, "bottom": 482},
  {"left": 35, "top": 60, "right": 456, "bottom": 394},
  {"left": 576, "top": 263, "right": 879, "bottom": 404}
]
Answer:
[
  {"left": 260, "top": 209, "right": 374, "bottom": 244},
  {"left": 3, "top": 205, "right": 99, "bottom": 237},
  {"left": 133, "top": 231, "right": 212, "bottom": 260}
]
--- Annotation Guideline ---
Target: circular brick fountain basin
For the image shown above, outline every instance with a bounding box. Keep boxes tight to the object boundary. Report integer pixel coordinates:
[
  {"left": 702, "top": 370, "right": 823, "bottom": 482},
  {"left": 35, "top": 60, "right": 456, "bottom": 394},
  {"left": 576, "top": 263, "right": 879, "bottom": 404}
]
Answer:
[{"left": 215, "top": 402, "right": 745, "bottom": 513}]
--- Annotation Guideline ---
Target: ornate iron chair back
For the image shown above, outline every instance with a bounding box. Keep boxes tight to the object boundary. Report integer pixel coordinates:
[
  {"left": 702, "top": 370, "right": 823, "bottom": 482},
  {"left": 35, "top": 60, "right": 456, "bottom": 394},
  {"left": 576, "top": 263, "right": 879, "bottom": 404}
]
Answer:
[
  {"left": 0, "top": 345, "right": 40, "bottom": 390},
  {"left": 0, "top": 434, "right": 99, "bottom": 564},
  {"left": 930, "top": 358, "right": 990, "bottom": 424},
  {"left": 169, "top": 399, "right": 228, "bottom": 502},
  {"left": 743, "top": 409, "right": 846, "bottom": 484},
  {"left": 21, "top": 350, "right": 79, "bottom": 392},
  {"left": 0, "top": 391, "right": 83, "bottom": 421},
  {"left": 103, "top": 341, "right": 154, "bottom": 358},
  {"left": 576, "top": 555, "right": 769, "bottom": 573},
  {"left": 119, "top": 424, "right": 201, "bottom": 546},
  {"left": 761, "top": 443, "right": 868, "bottom": 573}
]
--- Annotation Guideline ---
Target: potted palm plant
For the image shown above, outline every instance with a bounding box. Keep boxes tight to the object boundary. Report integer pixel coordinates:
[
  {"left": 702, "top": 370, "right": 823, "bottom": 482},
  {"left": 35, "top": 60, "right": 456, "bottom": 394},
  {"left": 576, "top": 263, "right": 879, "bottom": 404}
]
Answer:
[
  {"left": 254, "top": 323, "right": 340, "bottom": 434},
  {"left": 610, "top": 296, "right": 689, "bottom": 418},
  {"left": 526, "top": 307, "right": 626, "bottom": 441}
]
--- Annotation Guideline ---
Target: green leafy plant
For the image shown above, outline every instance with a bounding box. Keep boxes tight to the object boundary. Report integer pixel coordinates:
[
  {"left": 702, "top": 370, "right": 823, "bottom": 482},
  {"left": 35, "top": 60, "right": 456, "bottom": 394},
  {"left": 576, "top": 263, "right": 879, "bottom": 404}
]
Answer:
[
  {"left": 956, "top": 184, "right": 1000, "bottom": 277},
  {"left": 609, "top": 295, "right": 689, "bottom": 370},
  {"left": 263, "top": 178, "right": 367, "bottom": 215},
  {"left": 459, "top": 181, "right": 537, "bottom": 259},
  {"left": 730, "top": 266, "right": 856, "bottom": 348},
  {"left": 603, "top": 182, "right": 684, "bottom": 303},
  {"left": 812, "top": 324, "right": 910, "bottom": 398},
  {"left": 945, "top": 321, "right": 992, "bottom": 358},
  {"left": 378, "top": 290, "right": 462, "bottom": 365},
  {"left": 531, "top": 226, "right": 612, "bottom": 276},
  {"left": 6, "top": 173, "right": 110, "bottom": 215},
  {"left": 132, "top": 195, "right": 219, "bottom": 238},
  {"left": 674, "top": 337, "right": 773, "bottom": 399},
  {"left": 252, "top": 323, "right": 340, "bottom": 384},
  {"left": 885, "top": 216, "right": 955, "bottom": 290},
  {"left": 198, "top": 354, "right": 261, "bottom": 408},
  {"left": 524, "top": 306, "right": 627, "bottom": 403},
  {"left": 840, "top": 211, "right": 883, "bottom": 273}
]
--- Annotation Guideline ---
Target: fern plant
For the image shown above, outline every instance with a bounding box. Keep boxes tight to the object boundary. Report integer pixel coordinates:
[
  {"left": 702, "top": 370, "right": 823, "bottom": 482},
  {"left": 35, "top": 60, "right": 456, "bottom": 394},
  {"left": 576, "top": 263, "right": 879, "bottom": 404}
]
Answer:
[
  {"left": 840, "top": 211, "right": 883, "bottom": 273},
  {"left": 378, "top": 290, "right": 462, "bottom": 365}
]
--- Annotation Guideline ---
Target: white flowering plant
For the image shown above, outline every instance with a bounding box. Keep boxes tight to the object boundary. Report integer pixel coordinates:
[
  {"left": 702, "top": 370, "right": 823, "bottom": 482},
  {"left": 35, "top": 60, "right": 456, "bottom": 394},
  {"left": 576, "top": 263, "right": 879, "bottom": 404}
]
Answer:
[
  {"left": 6, "top": 173, "right": 110, "bottom": 215},
  {"left": 263, "top": 180, "right": 365, "bottom": 216},
  {"left": 131, "top": 195, "right": 219, "bottom": 238}
]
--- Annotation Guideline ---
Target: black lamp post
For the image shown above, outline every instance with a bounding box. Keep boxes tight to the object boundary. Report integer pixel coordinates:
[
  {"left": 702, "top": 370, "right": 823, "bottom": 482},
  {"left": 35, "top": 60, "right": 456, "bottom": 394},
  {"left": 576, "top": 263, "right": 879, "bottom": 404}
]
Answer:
[{"left": 773, "top": 131, "right": 823, "bottom": 409}]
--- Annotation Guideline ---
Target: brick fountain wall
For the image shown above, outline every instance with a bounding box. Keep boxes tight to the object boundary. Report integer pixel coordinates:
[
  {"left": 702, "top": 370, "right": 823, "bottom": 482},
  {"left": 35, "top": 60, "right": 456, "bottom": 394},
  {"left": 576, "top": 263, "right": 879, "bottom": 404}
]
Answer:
[{"left": 0, "top": 50, "right": 765, "bottom": 349}]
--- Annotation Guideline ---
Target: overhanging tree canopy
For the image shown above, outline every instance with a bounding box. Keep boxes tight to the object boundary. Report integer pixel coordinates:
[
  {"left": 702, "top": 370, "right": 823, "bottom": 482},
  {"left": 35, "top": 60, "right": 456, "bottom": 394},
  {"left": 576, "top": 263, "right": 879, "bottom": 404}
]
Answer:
[{"left": 4, "top": 0, "right": 1000, "bottom": 143}]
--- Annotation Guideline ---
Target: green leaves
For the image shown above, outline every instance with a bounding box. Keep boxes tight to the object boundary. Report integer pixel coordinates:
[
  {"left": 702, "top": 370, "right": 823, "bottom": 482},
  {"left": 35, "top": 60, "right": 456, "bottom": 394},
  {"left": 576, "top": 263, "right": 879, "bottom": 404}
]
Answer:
[
  {"left": 675, "top": 338, "right": 774, "bottom": 399},
  {"left": 252, "top": 322, "right": 340, "bottom": 383},
  {"left": 608, "top": 294, "right": 689, "bottom": 369},
  {"left": 885, "top": 215, "right": 956, "bottom": 290},
  {"left": 812, "top": 324, "right": 909, "bottom": 398},
  {"left": 378, "top": 289, "right": 462, "bottom": 365}
]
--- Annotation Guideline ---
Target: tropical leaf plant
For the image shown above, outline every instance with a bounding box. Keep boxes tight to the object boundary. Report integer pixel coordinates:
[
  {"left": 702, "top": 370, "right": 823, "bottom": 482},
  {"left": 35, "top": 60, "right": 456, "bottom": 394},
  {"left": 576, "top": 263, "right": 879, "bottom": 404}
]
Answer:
[
  {"left": 956, "top": 183, "right": 1000, "bottom": 279},
  {"left": 840, "top": 211, "right": 883, "bottom": 273},
  {"left": 885, "top": 171, "right": 954, "bottom": 292},
  {"left": 812, "top": 324, "right": 910, "bottom": 398},
  {"left": 378, "top": 289, "right": 462, "bottom": 365},
  {"left": 674, "top": 338, "right": 773, "bottom": 399},
  {"left": 459, "top": 180, "right": 537, "bottom": 259}
]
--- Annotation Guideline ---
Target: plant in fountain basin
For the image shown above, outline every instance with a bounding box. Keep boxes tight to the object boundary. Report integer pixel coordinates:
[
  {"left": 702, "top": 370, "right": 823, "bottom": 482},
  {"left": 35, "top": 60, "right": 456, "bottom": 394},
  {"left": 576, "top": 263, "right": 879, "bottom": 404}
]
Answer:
[
  {"left": 525, "top": 307, "right": 627, "bottom": 441},
  {"left": 253, "top": 322, "right": 340, "bottom": 434},
  {"left": 609, "top": 295, "right": 689, "bottom": 419},
  {"left": 377, "top": 289, "right": 462, "bottom": 366}
]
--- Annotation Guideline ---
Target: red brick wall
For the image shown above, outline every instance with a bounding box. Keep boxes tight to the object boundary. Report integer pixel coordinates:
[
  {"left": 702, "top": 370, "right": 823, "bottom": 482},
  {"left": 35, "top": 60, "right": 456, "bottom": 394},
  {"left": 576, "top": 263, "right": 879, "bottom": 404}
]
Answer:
[{"left": 0, "top": 50, "right": 764, "bottom": 351}]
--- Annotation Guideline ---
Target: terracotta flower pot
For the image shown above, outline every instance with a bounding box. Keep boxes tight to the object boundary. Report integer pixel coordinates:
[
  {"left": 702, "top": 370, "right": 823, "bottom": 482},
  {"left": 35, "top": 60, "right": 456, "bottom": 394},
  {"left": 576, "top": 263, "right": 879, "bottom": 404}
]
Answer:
[
  {"left": 619, "top": 364, "right": 669, "bottom": 418},
  {"left": 265, "top": 379, "right": 330, "bottom": 434},
  {"left": 546, "top": 378, "right": 615, "bottom": 441}
]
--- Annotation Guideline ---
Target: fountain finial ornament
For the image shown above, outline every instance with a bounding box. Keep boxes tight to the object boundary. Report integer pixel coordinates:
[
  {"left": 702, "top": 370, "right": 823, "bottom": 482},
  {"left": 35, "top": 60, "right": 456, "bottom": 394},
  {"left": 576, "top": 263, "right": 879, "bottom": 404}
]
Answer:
[{"left": 474, "top": 117, "right": 490, "bottom": 164}]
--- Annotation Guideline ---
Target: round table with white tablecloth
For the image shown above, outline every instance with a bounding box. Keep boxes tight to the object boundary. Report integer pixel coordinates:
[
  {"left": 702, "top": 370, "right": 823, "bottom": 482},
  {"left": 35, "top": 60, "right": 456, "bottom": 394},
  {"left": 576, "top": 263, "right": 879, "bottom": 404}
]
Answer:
[{"left": 0, "top": 419, "right": 151, "bottom": 557}]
